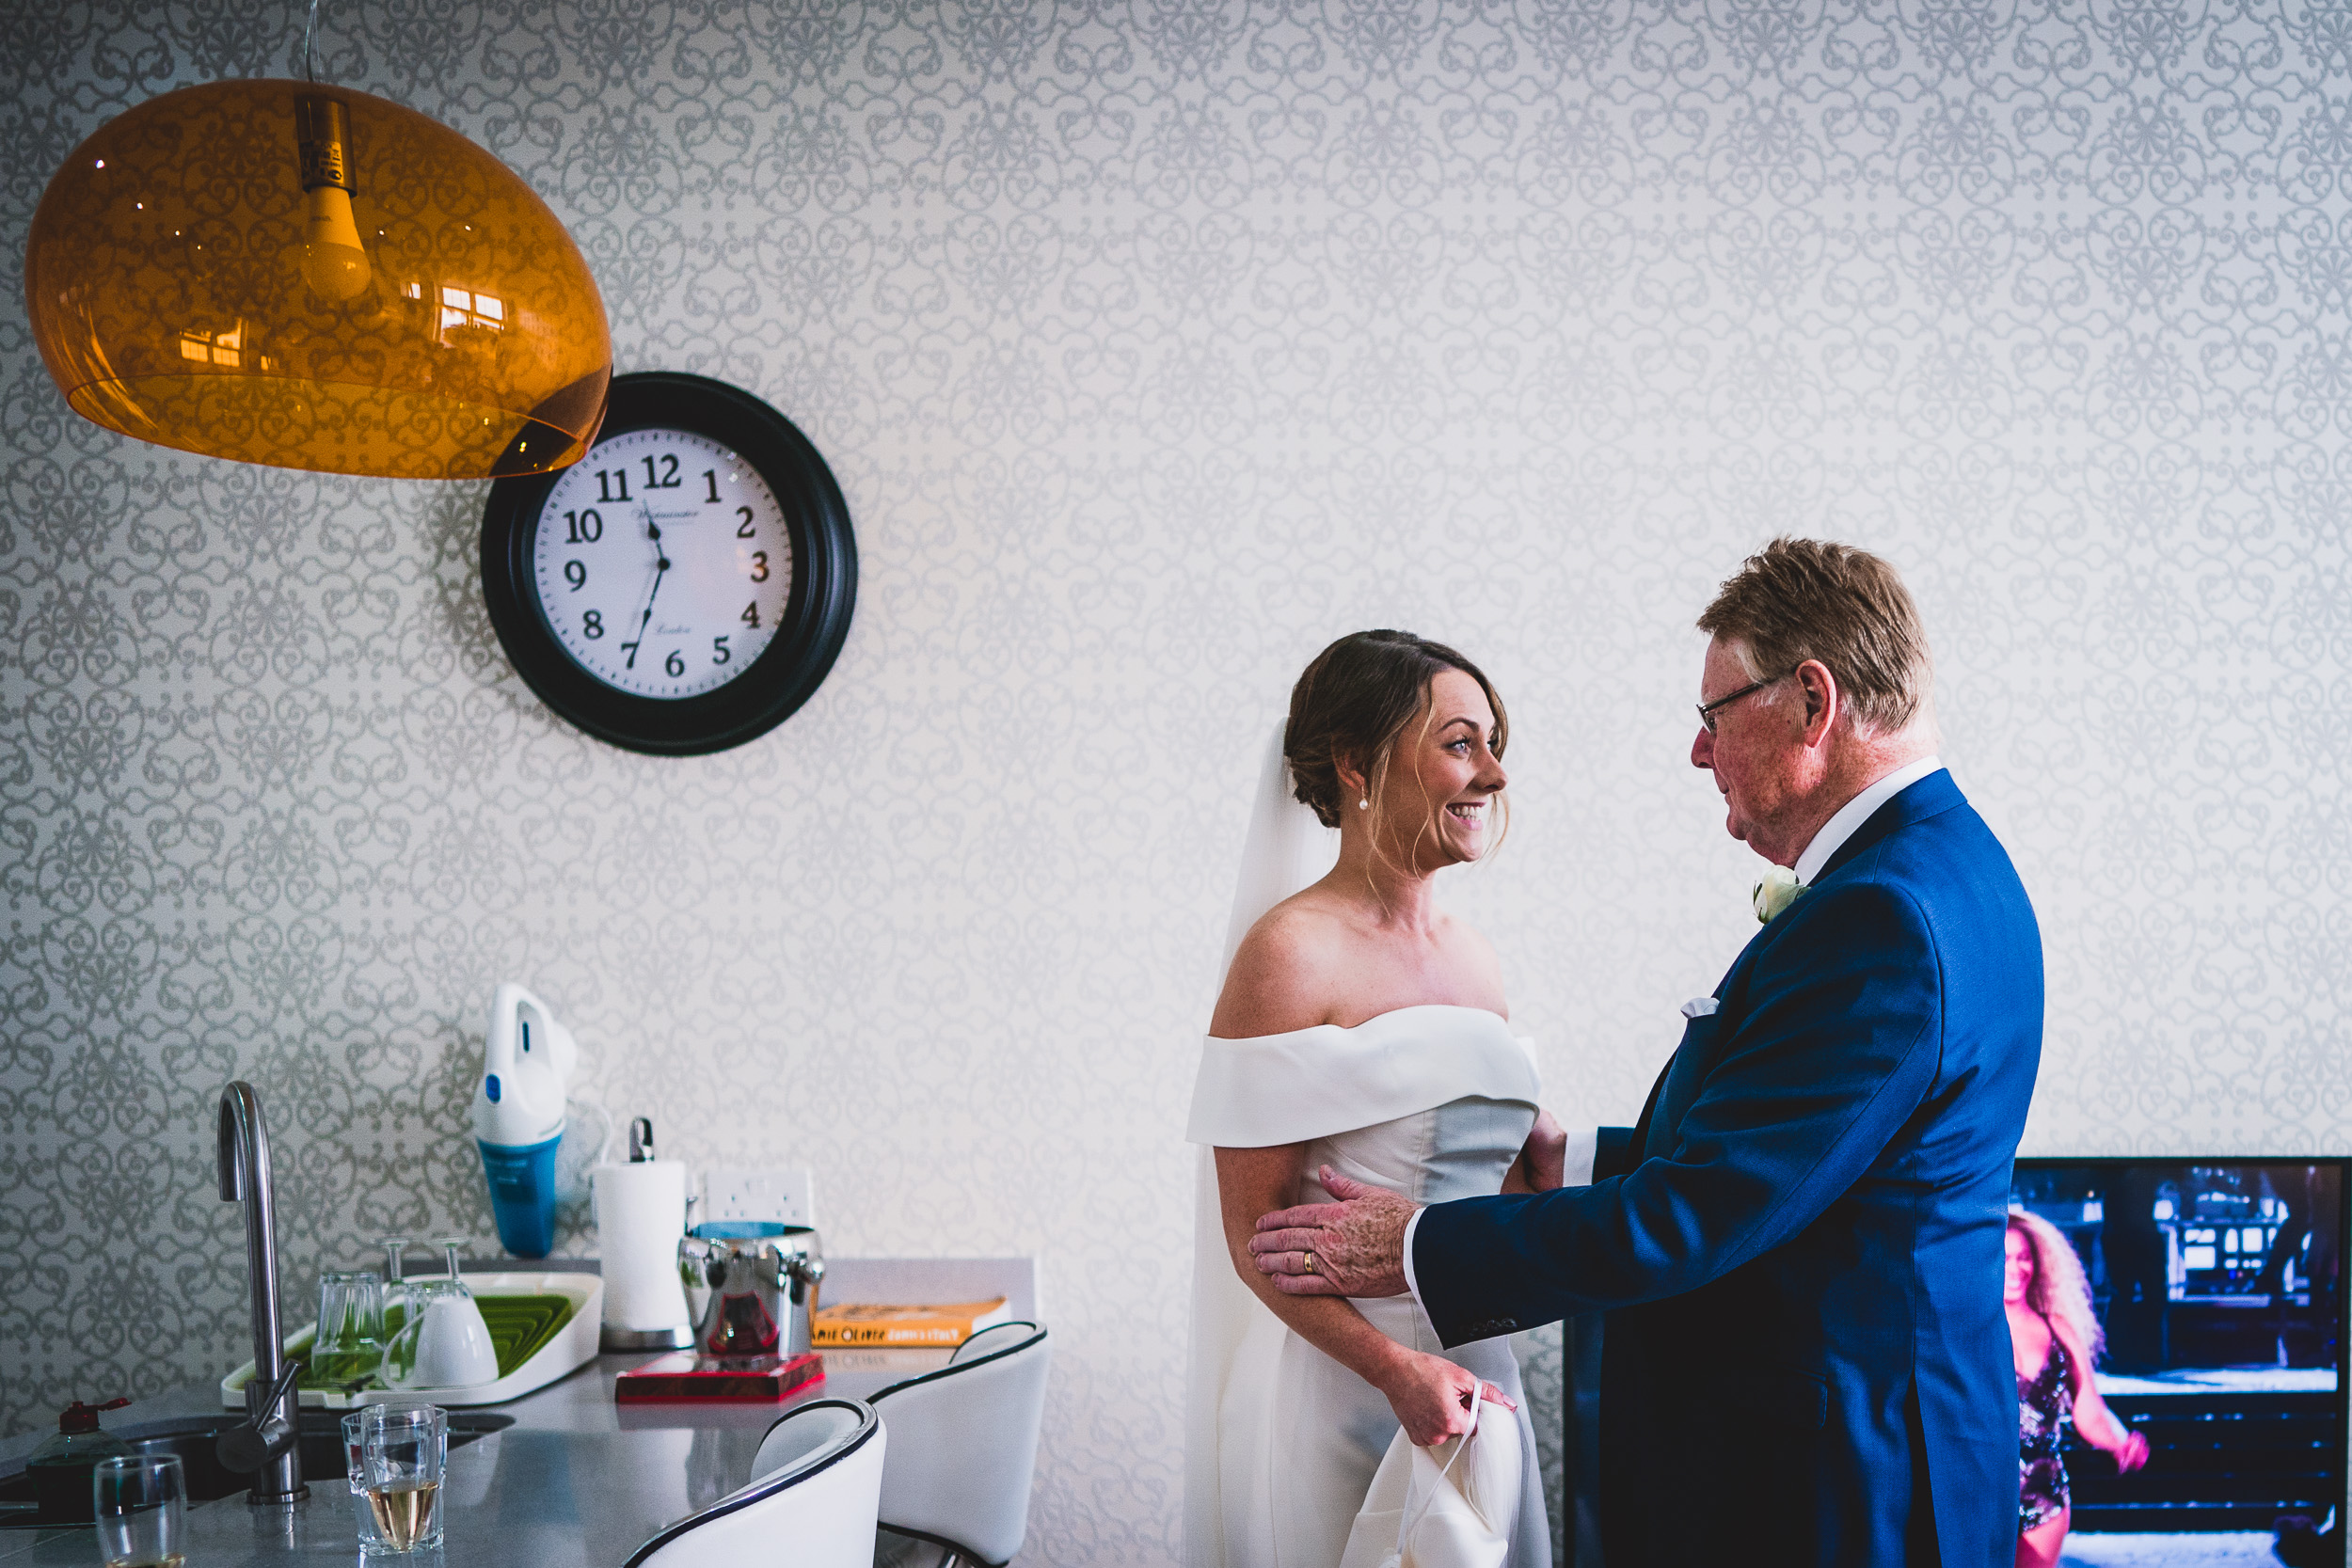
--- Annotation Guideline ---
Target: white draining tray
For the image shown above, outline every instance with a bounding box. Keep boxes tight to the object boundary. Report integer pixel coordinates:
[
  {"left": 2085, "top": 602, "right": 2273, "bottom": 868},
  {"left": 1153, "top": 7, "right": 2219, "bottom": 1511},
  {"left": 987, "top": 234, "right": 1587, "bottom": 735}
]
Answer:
[{"left": 219, "top": 1271, "right": 602, "bottom": 1410}]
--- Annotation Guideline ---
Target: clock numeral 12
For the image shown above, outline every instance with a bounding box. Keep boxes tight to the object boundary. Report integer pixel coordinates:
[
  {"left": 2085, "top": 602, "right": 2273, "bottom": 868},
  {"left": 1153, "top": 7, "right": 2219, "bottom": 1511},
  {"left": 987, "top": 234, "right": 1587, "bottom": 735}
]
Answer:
[{"left": 642, "top": 453, "right": 681, "bottom": 489}]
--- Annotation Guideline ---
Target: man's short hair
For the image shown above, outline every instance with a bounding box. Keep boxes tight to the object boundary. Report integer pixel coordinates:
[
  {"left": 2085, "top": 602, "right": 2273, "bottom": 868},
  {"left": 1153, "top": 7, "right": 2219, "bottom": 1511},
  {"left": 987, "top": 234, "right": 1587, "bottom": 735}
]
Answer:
[{"left": 1696, "top": 537, "right": 1931, "bottom": 735}]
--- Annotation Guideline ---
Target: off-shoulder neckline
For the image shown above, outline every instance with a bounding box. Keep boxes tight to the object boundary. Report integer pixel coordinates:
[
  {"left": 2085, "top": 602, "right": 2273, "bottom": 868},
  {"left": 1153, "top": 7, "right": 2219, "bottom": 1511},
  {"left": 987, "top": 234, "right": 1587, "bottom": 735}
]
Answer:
[{"left": 1206, "top": 1002, "right": 1512, "bottom": 1045}]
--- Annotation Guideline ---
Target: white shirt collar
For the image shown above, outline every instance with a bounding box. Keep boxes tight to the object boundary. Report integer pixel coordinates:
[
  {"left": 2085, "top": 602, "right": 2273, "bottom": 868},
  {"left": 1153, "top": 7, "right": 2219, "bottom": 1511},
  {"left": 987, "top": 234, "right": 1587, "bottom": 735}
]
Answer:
[{"left": 1791, "top": 755, "right": 1944, "bottom": 885}]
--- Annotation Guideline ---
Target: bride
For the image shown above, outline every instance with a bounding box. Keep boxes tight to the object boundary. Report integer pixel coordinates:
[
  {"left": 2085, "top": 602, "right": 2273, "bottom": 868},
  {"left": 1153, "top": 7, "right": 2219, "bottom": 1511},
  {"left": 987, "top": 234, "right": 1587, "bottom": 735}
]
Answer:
[{"left": 1186, "top": 629, "right": 1563, "bottom": 1568}]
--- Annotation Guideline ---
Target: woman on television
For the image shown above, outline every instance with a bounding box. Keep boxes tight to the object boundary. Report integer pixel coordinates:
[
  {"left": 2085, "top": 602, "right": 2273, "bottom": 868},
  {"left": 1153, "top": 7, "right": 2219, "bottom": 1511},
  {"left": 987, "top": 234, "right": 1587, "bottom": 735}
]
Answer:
[{"left": 2008, "top": 1207, "right": 2152, "bottom": 1567}]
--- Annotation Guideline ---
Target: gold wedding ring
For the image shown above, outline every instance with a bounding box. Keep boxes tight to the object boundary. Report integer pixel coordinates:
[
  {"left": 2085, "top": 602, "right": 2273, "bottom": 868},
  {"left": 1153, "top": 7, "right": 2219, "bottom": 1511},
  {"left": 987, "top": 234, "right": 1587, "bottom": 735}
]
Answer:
[{"left": 1303, "top": 1250, "right": 1319, "bottom": 1275}]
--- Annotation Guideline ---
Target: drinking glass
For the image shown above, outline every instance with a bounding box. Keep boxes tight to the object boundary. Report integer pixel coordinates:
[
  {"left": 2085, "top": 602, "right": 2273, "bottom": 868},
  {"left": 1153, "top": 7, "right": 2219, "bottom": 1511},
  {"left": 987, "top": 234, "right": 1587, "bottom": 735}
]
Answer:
[
  {"left": 92, "top": 1454, "right": 183, "bottom": 1568},
  {"left": 358, "top": 1405, "right": 446, "bottom": 1553},
  {"left": 342, "top": 1411, "right": 389, "bottom": 1550},
  {"left": 314, "top": 1270, "right": 386, "bottom": 1386}
]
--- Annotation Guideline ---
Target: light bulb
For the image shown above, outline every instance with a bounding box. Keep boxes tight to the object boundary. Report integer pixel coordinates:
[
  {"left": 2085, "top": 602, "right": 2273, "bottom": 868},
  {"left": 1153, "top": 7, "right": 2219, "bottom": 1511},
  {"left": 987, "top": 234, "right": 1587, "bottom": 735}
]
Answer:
[
  {"left": 294, "top": 95, "right": 371, "bottom": 302},
  {"left": 302, "top": 182, "right": 371, "bottom": 300}
]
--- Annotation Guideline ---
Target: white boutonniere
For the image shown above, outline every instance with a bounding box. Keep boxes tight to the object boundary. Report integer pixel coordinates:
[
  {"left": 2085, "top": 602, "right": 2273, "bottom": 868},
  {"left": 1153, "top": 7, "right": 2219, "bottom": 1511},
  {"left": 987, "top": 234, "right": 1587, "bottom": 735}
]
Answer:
[{"left": 1753, "top": 865, "right": 1805, "bottom": 924}]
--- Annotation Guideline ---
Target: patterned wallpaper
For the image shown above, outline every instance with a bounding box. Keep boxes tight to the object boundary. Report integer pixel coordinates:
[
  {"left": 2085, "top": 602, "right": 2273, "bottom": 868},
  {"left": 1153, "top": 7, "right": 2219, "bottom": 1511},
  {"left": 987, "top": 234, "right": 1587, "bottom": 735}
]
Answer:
[{"left": 4, "top": 0, "right": 2347, "bottom": 1560}]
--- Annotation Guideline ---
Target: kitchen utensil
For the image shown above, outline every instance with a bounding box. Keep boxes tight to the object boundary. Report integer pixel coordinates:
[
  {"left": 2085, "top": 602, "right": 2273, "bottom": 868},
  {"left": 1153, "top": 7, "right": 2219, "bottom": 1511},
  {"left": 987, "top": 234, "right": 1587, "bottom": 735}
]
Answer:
[
  {"left": 342, "top": 1412, "right": 389, "bottom": 1550},
  {"left": 379, "top": 1279, "right": 499, "bottom": 1390},
  {"left": 91, "top": 1453, "right": 183, "bottom": 1568},
  {"left": 677, "top": 1222, "right": 825, "bottom": 1358},
  {"left": 594, "top": 1117, "right": 694, "bottom": 1351},
  {"left": 470, "top": 982, "right": 577, "bottom": 1259},
  {"left": 358, "top": 1405, "right": 445, "bottom": 1552},
  {"left": 312, "top": 1272, "right": 386, "bottom": 1386}
]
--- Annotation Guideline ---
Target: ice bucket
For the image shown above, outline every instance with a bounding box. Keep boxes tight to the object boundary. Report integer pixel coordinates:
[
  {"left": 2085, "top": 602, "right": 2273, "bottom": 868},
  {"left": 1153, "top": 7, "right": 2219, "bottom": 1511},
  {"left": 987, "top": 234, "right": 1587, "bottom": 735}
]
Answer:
[{"left": 676, "top": 1222, "right": 825, "bottom": 1358}]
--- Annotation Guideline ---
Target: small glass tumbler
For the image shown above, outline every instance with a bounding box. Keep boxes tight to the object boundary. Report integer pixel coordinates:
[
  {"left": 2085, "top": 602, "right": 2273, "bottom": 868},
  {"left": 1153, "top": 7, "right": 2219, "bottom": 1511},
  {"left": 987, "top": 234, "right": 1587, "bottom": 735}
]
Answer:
[
  {"left": 342, "top": 1411, "right": 389, "bottom": 1550},
  {"left": 91, "top": 1453, "right": 183, "bottom": 1568},
  {"left": 315, "top": 1270, "right": 386, "bottom": 1386},
  {"left": 358, "top": 1404, "right": 446, "bottom": 1553}
]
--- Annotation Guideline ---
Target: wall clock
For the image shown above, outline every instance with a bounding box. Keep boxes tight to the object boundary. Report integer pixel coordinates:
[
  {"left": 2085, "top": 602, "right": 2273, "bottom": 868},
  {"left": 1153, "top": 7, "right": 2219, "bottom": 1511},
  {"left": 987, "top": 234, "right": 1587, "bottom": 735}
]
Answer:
[{"left": 480, "top": 372, "right": 857, "bottom": 756}]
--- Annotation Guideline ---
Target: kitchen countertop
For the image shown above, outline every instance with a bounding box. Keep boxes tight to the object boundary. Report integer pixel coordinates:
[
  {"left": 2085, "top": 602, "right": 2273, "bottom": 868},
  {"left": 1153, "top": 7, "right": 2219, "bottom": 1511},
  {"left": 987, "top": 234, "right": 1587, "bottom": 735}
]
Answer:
[{"left": 0, "top": 1257, "right": 1041, "bottom": 1567}]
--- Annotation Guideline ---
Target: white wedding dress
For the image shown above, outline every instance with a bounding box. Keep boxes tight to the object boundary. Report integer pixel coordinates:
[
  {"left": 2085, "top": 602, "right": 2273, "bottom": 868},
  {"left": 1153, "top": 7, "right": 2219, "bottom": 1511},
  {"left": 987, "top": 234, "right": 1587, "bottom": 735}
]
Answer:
[{"left": 1184, "top": 1004, "right": 1553, "bottom": 1568}]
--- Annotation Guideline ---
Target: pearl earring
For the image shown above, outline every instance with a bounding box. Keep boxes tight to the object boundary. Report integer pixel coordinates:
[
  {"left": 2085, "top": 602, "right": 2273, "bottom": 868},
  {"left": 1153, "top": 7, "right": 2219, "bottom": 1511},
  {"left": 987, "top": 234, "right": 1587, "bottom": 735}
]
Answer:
[{"left": 1358, "top": 799, "right": 1369, "bottom": 811}]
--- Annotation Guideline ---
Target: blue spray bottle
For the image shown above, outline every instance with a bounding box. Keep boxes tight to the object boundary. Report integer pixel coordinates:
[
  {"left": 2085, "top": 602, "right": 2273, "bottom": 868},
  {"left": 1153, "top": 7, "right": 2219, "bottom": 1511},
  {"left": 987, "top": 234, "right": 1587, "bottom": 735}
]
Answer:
[{"left": 469, "top": 983, "right": 576, "bottom": 1259}]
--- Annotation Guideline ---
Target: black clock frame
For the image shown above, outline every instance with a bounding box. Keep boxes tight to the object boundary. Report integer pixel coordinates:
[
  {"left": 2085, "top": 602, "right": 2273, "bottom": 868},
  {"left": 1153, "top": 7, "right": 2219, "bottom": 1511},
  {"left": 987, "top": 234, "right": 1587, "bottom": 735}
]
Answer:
[{"left": 480, "top": 372, "right": 857, "bottom": 756}]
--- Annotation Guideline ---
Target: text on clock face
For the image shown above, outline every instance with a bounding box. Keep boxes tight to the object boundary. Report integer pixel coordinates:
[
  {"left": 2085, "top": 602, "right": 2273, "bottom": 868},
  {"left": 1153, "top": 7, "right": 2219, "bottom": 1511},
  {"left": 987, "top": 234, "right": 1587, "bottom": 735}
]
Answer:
[{"left": 532, "top": 428, "right": 796, "bottom": 698}]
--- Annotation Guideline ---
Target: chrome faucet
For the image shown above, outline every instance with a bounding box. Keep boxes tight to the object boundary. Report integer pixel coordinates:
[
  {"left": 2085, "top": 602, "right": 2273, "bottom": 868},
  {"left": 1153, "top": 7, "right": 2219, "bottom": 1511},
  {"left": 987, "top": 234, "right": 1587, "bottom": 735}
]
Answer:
[{"left": 216, "top": 1082, "right": 308, "bottom": 1504}]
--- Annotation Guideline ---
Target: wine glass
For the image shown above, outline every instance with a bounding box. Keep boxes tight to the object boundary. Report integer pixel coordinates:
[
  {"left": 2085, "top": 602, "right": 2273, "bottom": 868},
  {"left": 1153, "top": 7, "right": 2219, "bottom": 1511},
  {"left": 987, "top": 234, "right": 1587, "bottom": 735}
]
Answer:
[{"left": 378, "top": 1236, "right": 413, "bottom": 1339}]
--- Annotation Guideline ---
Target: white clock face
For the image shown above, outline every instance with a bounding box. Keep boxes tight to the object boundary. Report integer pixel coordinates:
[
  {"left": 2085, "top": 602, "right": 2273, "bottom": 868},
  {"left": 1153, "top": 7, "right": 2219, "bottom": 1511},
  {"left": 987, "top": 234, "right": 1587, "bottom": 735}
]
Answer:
[{"left": 532, "top": 428, "right": 795, "bottom": 698}]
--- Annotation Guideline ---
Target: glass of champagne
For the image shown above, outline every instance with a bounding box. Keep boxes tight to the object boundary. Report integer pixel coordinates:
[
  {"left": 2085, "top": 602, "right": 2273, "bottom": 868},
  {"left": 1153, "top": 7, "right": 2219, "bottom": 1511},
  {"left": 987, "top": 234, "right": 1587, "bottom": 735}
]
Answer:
[
  {"left": 92, "top": 1453, "right": 183, "bottom": 1568},
  {"left": 358, "top": 1404, "right": 446, "bottom": 1553}
]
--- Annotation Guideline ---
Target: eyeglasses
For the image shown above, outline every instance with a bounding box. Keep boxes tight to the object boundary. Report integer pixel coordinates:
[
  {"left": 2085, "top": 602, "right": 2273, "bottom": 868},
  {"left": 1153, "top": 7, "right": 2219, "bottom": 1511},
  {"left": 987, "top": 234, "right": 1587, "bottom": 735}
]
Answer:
[{"left": 1695, "top": 671, "right": 1792, "bottom": 735}]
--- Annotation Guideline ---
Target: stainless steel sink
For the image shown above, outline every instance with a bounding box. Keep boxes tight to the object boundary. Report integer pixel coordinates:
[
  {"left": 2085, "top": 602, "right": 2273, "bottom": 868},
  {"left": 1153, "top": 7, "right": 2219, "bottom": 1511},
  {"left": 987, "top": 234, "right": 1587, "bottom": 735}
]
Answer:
[{"left": 0, "top": 1412, "right": 516, "bottom": 1525}]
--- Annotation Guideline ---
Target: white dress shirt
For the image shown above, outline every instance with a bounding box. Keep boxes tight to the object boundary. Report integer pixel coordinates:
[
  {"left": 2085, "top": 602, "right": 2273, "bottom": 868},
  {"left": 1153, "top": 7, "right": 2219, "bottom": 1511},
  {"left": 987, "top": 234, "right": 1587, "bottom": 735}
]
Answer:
[
  {"left": 1793, "top": 753, "right": 1943, "bottom": 884},
  {"left": 1396, "top": 754, "right": 1946, "bottom": 1319}
]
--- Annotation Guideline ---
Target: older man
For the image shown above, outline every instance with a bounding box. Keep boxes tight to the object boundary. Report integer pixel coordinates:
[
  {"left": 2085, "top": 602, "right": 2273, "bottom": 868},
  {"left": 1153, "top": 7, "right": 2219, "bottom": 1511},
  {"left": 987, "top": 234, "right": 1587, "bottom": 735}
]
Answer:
[{"left": 1250, "top": 538, "right": 2042, "bottom": 1566}]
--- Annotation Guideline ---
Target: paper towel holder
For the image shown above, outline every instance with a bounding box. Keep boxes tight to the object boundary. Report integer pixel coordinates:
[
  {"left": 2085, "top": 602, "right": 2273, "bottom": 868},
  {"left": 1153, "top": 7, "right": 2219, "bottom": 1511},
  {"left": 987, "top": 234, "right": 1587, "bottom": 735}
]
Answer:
[{"left": 595, "top": 1117, "right": 696, "bottom": 1353}]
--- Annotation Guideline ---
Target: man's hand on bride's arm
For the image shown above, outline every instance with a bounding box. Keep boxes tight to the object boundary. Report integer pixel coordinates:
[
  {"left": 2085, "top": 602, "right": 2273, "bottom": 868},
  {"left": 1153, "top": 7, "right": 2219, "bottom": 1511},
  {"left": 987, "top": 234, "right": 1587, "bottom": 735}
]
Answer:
[
  {"left": 1248, "top": 1167, "right": 1415, "bottom": 1297},
  {"left": 1501, "top": 1110, "right": 1568, "bottom": 1194},
  {"left": 1374, "top": 1350, "right": 1516, "bottom": 1447}
]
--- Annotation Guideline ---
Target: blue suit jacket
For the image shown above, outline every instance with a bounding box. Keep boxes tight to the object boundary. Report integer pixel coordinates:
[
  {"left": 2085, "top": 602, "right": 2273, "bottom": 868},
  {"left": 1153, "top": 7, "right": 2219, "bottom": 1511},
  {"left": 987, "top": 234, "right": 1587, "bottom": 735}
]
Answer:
[{"left": 1413, "top": 770, "right": 2042, "bottom": 1567}]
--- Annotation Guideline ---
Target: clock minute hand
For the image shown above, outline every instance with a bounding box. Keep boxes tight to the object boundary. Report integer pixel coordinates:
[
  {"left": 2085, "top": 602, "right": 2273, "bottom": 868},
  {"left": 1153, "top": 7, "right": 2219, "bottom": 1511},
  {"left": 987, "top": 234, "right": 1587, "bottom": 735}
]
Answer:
[{"left": 628, "top": 504, "right": 673, "bottom": 663}]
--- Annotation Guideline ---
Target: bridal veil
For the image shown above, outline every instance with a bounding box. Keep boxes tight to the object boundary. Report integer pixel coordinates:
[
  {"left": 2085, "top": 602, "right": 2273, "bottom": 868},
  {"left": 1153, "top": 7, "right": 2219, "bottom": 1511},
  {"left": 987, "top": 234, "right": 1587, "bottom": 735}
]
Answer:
[{"left": 1186, "top": 722, "right": 1339, "bottom": 1567}]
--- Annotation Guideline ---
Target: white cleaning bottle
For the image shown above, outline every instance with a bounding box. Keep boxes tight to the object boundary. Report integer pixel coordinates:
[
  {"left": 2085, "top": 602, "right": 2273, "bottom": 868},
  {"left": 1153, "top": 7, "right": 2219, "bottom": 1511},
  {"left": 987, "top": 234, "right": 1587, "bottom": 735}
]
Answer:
[{"left": 470, "top": 983, "right": 577, "bottom": 1259}]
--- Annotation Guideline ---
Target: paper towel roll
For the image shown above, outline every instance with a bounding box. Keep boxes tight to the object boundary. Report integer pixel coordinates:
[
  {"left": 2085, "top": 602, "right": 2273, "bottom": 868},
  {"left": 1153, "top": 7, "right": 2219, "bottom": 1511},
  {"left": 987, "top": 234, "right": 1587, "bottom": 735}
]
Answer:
[{"left": 593, "top": 1161, "right": 692, "bottom": 1333}]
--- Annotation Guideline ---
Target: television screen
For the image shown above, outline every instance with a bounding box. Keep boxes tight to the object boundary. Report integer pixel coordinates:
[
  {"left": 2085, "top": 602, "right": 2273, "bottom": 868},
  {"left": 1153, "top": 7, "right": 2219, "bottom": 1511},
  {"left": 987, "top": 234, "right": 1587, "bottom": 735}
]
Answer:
[{"left": 2010, "top": 1158, "right": 2347, "bottom": 1567}]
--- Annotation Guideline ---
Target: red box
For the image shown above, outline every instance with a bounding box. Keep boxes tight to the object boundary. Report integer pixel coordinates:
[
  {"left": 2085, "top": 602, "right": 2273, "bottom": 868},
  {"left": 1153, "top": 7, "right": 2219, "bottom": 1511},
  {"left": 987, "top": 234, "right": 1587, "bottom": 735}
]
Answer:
[{"left": 612, "top": 1351, "right": 825, "bottom": 1402}]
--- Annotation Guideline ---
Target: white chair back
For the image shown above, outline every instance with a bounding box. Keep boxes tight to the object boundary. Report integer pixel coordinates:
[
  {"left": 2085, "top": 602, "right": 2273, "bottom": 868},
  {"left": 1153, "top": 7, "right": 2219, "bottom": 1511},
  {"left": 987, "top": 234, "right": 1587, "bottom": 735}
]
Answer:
[
  {"left": 754, "top": 1399, "right": 866, "bottom": 1479},
  {"left": 950, "top": 1321, "right": 1033, "bottom": 1363},
  {"left": 871, "top": 1323, "right": 1051, "bottom": 1566},
  {"left": 624, "top": 1398, "right": 883, "bottom": 1568}
]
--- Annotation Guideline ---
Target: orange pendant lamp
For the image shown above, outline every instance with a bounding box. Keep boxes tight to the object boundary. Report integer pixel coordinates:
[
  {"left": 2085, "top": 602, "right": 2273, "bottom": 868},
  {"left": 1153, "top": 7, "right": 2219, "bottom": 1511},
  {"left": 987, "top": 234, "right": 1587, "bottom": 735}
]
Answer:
[{"left": 25, "top": 79, "right": 610, "bottom": 479}]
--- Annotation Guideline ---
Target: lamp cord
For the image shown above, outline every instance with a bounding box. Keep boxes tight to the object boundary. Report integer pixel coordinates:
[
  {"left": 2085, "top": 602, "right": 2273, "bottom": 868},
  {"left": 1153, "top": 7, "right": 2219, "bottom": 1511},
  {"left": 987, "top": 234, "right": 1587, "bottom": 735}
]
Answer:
[{"left": 301, "top": 0, "right": 321, "bottom": 82}]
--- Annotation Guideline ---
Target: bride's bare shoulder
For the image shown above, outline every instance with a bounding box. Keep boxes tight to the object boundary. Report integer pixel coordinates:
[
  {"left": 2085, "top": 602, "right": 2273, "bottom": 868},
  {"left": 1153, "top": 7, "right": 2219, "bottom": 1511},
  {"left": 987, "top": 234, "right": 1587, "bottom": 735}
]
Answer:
[{"left": 1209, "top": 896, "right": 1353, "bottom": 1037}]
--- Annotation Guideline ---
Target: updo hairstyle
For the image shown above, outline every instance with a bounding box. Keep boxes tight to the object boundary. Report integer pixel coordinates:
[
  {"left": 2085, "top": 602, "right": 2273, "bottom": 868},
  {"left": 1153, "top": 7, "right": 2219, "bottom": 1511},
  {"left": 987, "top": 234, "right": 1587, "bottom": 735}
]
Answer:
[{"left": 1284, "top": 630, "right": 1509, "bottom": 832}]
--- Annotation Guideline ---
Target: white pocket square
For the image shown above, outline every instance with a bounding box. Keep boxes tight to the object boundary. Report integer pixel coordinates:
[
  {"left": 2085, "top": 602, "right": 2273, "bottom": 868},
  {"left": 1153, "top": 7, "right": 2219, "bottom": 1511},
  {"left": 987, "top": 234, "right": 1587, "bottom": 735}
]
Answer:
[{"left": 1680, "top": 996, "right": 1720, "bottom": 1019}]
